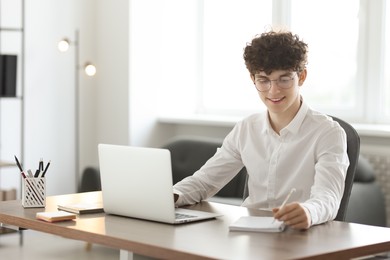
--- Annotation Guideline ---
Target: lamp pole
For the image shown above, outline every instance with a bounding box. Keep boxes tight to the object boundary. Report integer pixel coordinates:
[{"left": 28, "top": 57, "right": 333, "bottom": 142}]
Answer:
[
  {"left": 58, "top": 29, "right": 96, "bottom": 192},
  {"left": 74, "top": 29, "right": 80, "bottom": 192}
]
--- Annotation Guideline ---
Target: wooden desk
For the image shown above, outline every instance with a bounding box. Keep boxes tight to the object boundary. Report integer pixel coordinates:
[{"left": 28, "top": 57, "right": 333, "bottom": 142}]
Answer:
[{"left": 1, "top": 191, "right": 390, "bottom": 260}]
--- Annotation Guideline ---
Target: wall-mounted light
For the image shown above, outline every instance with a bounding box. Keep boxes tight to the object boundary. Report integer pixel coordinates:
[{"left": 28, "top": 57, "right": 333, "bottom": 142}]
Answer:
[
  {"left": 58, "top": 30, "right": 96, "bottom": 190},
  {"left": 84, "top": 62, "right": 97, "bottom": 76},
  {"left": 57, "top": 33, "right": 97, "bottom": 76},
  {"left": 57, "top": 38, "right": 70, "bottom": 52}
]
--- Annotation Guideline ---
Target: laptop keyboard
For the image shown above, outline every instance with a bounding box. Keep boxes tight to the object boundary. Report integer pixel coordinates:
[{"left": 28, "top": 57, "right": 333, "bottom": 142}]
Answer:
[{"left": 175, "top": 212, "right": 197, "bottom": 220}]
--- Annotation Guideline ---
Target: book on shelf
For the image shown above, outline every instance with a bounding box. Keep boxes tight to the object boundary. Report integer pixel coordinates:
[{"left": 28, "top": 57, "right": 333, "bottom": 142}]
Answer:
[
  {"left": 229, "top": 216, "right": 285, "bottom": 233},
  {"left": 36, "top": 211, "right": 76, "bottom": 223},
  {"left": 57, "top": 202, "right": 104, "bottom": 214},
  {"left": 0, "top": 54, "right": 17, "bottom": 97}
]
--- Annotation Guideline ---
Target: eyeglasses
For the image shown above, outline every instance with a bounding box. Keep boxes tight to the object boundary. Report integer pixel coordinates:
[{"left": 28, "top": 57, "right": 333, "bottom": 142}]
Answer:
[{"left": 254, "top": 73, "right": 297, "bottom": 92}]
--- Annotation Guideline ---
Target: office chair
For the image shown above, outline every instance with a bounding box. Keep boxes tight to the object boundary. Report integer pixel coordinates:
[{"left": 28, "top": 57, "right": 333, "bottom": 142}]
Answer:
[
  {"left": 78, "top": 167, "right": 101, "bottom": 193},
  {"left": 242, "top": 116, "right": 360, "bottom": 221},
  {"left": 162, "top": 136, "right": 247, "bottom": 202},
  {"left": 331, "top": 116, "right": 360, "bottom": 221}
]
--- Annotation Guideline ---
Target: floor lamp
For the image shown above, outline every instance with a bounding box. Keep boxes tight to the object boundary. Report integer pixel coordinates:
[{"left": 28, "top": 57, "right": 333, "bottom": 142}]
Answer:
[{"left": 58, "top": 30, "right": 96, "bottom": 191}]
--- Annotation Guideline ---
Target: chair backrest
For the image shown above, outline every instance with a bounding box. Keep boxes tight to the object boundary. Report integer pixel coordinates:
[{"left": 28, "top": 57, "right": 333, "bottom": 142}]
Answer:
[
  {"left": 242, "top": 116, "right": 360, "bottom": 221},
  {"left": 78, "top": 167, "right": 101, "bottom": 192},
  {"left": 331, "top": 116, "right": 360, "bottom": 221},
  {"left": 162, "top": 137, "right": 247, "bottom": 198}
]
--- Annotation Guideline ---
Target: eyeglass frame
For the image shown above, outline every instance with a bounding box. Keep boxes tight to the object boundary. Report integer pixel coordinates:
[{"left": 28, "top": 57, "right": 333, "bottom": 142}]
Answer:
[{"left": 253, "top": 71, "right": 299, "bottom": 92}]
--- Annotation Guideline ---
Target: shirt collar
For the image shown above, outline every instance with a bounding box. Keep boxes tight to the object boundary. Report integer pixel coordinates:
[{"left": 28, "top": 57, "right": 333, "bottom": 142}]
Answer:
[
  {"left": 281, "top": 97, "right": 308, "bottom": 135},
  {"left": 260, "top": 97, "right": 309, "bottom": 135},
  {"left": 245, "top": 112, "right": 270, "bottom": 135},
  {"left": 262, "top": 113, "right": 272, "bottom": 135}
]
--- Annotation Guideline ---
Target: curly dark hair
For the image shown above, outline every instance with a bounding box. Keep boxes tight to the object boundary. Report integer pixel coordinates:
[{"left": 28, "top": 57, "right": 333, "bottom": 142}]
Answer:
[{"left": 243, "top": 30, "right": 308, "bottom": 75}]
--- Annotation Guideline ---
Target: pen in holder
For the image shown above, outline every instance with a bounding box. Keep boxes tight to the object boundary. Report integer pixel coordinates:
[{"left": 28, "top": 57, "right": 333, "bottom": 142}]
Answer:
[
  {"left": 15, "top": 156, "right": 51, "bottom": 208},
  {"left": 22, "top": 176, "right": 46, "bottom": 208}
]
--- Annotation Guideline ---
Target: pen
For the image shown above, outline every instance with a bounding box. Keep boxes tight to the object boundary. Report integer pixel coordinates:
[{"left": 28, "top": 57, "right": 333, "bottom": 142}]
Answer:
[
  {"left": 15, "top": 155, "right": 28, "bottom": 180},
  {"left": 20, "top": 171, "right": 27, "bottom": 179},
  {"left": 35, "top": 158, "right": 44, "bottom": 177},
  {"left": 272, "top": 188, "right": 296, "bottom": 223},
  {"left": 42, "top": 160, "right": 51, "bottom": 177},
  {"left": 39, "top": 158, "right": 44, "bottom": 172},
  {"left": 27, "top": 169, "right": 34, "bottom": 178},
  {"left": 14, "top": 155, "right": 24, "bottom": 172}
]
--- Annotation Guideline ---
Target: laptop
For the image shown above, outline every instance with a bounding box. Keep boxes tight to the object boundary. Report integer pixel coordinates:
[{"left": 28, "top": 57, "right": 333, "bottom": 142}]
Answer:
[{"left": 98, "top": 143, "right": 222, "bottom": 224}]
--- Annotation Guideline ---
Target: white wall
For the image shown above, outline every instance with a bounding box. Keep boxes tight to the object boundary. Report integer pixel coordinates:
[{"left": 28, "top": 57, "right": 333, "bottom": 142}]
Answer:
[
  {"left": 21, "top": 0, "right": 129, "bottom": 196},
  {"left": 18, "top": 0, "right": 99, "bottom": 195},
  {"left": 128, "top": 0, "right": 199, "bottom": 148},
  {"left": 22, "top": 0, "right": 101, "bottom": 195},
  {"left": 22, "top": 0, "right": 130, "bottom": 196},
  {"left": 23, "top": 0, "right": 79, "bottom": 195},
  {"left": 3, "top": 0, "right": 390, "bottom": 198},
  {"left": 95, "top": 0, "right": 129, "bottom": 149}
]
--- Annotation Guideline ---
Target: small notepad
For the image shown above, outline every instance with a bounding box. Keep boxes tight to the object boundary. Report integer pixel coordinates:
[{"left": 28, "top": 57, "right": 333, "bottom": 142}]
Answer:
[
  {"left": 229, "top": 216, "right": 285, "bottom": 233},
  {"left": 36, "top": 211, "right": 77, "bottom": 222}
]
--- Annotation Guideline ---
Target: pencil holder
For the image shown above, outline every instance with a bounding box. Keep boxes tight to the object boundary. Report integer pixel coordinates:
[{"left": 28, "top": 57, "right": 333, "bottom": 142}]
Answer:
[{"left": 22, "top": 177, "right": 46, "bottom": 208}]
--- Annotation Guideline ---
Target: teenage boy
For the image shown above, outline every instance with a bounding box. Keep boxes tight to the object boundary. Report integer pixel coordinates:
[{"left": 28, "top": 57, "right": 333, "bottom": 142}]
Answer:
[{"left": 173, "top": 30, "right": 349, "bottom": 230}]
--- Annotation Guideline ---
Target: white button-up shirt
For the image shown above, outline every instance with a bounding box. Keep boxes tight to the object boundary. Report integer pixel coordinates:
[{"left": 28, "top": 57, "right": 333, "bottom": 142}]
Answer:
[{"left": 173, "top": 100, "right": 349, "bottom": 226}]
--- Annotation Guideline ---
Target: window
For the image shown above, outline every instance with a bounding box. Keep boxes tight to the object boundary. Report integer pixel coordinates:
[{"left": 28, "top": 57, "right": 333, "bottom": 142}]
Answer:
[
  {"left": 196, "top": 0, "right": 390, "bottom": 124},
  {"left": 200, "top": 0, "right": 272, "bottom": 115},
  {"left": 146, "top": 0, "right": 389, "bottom": 124},
  {"left": 290, "top": 0, "right": 361, "bottom": 116}
]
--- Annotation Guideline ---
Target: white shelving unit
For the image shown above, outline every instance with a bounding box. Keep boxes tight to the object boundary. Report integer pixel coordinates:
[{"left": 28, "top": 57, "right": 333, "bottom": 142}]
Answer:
[{"left": 0, "top": 0, "right": 25, "bottom": 242}]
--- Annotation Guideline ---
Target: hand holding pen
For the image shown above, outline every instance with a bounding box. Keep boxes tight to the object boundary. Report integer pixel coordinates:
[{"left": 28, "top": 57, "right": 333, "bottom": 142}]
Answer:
[{"left": 272, "top": 188, "right": 296, "bottom": 223}]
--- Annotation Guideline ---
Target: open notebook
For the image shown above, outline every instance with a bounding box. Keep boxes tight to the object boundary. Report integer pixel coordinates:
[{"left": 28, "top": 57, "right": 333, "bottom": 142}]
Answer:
[{"left": 98, "top": 144, "right": 222, "bottom": 224}]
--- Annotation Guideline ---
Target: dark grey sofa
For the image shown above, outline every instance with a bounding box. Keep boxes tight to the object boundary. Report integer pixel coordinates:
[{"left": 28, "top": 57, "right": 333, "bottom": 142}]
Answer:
[{"left": 345, "top": 155, "right": 387, "bottom": 226}]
